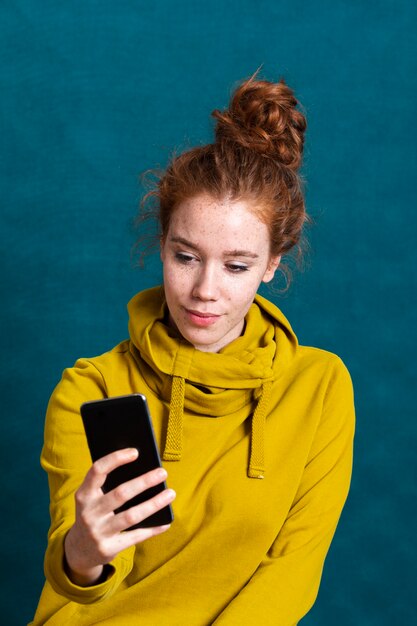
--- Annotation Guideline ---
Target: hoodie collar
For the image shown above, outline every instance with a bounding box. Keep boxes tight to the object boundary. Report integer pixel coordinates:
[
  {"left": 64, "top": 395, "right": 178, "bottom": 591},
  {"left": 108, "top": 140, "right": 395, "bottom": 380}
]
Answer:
[{"left": 128, "top": 286, "right": 298, "bottom": 478}]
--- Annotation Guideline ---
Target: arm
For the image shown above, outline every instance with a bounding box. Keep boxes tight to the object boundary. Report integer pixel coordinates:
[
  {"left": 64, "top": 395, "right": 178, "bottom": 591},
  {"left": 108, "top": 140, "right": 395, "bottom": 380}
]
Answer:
[
  {"left": 42, "top": 358, "right": 174, "bottom": 604},
  {"left": 213, "top": 358, "right": 355, "bottom": 626}
]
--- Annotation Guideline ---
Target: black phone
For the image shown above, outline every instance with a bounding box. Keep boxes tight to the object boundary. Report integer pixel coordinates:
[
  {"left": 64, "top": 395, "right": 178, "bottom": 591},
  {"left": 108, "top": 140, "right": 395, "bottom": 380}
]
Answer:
[{"left": 80, "top": 393, "right": 174, "bottom": 529}]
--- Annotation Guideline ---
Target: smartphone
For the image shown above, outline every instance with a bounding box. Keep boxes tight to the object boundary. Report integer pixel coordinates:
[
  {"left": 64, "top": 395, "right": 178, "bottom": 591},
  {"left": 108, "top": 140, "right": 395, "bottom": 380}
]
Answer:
[{"left": 80, "top": 393, "right": 174, "bottom": 529}]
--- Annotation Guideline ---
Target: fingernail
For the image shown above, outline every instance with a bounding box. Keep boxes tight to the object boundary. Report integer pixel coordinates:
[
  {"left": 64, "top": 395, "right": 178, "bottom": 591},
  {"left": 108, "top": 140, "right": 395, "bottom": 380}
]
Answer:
[{"left": 157, "top": 468, "right": 167, "bottom": 479}]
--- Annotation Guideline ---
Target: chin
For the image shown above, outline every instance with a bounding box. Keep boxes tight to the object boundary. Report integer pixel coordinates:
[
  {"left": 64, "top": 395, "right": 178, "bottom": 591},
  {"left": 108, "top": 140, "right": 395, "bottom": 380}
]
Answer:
[{"left": 178, "top": 328, "right": 216, "bottom": 351}]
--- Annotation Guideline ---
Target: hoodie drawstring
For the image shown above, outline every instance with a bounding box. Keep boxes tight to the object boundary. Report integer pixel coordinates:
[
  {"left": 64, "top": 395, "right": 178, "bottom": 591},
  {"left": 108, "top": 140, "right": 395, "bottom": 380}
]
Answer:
[
  {"left": 248, "top": 381, "right": 273, "bottom": 479},
  {"left": 162, "top": 375, "right": 185, "bottom": 461},
  {"left": 163, "top": 375, "right": 273, "bottom": 479}
]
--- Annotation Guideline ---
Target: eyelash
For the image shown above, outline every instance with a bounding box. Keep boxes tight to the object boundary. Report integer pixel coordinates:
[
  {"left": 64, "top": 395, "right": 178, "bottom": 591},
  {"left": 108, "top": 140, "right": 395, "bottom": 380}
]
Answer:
[
  {"left": 174, "top": 253, "right": 249, "bottom": 273},
  {"left": 227, "top": 264, "right": 249, "bottom": 273},
  {"left": 175, "top": 253, "right": 195, "bottom": 265}
]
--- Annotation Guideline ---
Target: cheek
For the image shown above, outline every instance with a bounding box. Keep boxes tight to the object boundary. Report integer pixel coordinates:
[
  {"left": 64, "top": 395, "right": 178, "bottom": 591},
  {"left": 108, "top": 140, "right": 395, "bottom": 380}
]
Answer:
[
  {"left": 226, "top": 282, "right": 257, "bottom": 315},
  {"left": 231, "top": 272, "right": 264, "bottom": 300},
  {"left": 163, "top": 264, "right": 191, "bottom": 298}
]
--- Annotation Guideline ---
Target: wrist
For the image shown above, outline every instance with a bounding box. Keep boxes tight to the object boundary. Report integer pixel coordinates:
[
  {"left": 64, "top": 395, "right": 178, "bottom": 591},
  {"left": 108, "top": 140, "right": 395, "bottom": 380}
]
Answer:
[
  {"left": 64, "top": 530, "right": 105, "bottom": 587},
  {"left": 64, "top": 559, "right": 105, "bottom": 587}
]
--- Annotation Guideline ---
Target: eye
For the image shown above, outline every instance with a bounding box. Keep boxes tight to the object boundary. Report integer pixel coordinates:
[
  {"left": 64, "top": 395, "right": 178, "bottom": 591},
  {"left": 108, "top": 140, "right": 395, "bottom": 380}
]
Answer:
[
  {"left": 226, "top": 263, "right": 249, "bottom": 273},
  {"left": 175, "top": 252, "right": 197, "bottom": 265}
]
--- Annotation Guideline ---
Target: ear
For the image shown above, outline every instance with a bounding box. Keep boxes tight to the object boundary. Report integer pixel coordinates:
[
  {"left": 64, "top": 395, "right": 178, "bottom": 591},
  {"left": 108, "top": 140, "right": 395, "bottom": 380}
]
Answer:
[{"left": 262, "top": 255, "right": 281, "bottom": 283}]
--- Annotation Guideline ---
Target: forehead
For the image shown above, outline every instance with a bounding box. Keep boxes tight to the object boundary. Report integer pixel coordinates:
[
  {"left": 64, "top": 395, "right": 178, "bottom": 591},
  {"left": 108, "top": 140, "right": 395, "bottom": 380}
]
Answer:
[{"left": 168, "top": 194, "right": 270, "bottom": 249}]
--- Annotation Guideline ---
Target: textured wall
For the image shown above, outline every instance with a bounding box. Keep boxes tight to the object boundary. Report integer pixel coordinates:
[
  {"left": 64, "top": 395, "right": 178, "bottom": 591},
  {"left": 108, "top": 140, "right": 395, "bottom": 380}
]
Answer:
[{"left": 1, "top": 1, "right": 416, "bottom": 623}]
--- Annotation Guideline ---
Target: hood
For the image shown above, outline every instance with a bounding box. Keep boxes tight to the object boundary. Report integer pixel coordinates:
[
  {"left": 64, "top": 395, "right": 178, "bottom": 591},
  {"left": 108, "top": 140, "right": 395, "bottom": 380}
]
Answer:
[{"left": 128, "top": 286, "right": 298, "bottom": 478}]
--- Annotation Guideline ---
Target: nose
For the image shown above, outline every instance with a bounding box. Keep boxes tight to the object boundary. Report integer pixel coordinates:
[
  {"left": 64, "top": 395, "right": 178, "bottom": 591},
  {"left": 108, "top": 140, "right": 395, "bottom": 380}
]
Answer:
[{"left": 192, "top": 263, "right": 219, "bottom": 301}]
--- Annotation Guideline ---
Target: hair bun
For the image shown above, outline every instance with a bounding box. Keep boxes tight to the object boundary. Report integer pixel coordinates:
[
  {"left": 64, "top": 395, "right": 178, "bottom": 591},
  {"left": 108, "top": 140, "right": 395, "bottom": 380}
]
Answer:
[{"left": 212, "top": 76, "right": 306, "bottom": 171}]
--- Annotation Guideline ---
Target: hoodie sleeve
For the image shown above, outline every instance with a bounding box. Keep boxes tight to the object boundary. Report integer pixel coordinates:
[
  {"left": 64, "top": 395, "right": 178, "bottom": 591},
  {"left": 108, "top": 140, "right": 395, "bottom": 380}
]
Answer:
[
  {"left": 212, "top": 357, "right": 355, "bottom": 626},
  {"left": 41, "top": 358, "right": 135, "bottom": 604}
]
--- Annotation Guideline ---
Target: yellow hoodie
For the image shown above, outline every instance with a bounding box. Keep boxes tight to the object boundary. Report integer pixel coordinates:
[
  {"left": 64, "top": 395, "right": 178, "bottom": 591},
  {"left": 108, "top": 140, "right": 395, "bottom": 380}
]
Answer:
[{"left": 31, "top": 287, "right": 354, "bottom": 626}]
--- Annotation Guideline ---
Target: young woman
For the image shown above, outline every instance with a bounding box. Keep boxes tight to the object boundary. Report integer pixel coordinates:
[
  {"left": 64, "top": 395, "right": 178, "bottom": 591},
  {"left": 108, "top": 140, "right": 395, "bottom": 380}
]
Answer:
[{"left": 32, "top": 74, "right": 355, "bottom": 625}]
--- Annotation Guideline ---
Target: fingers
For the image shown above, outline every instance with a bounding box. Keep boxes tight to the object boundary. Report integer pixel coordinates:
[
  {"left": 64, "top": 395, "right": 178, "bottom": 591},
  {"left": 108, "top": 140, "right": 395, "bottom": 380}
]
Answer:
[
  {"left": 69, "top": 448, "right": 176, "bottom": 575},
  {"left": 78, "top": 449, "right": 175, "bottom": 529},
  {"left": 110, "top": 522, "right": 173, "bottom": 555},
  {"left": 109, "top": 486, "right": 176, "bottom": 534},
  {"left": 85, "top": 520, "right": 173, "bottom": 567},
  {"left": 83, "top": 448, "right": 139, "bottom": 492},
  {"left": 104, "top": 466, "right": 169, "bottom": 513}
]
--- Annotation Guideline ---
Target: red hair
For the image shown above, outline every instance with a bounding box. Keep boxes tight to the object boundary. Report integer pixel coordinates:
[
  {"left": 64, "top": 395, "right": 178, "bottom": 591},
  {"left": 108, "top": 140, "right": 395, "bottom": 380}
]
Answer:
[{"left": 137, "top": 72, "right": 308, "bottom": 280}]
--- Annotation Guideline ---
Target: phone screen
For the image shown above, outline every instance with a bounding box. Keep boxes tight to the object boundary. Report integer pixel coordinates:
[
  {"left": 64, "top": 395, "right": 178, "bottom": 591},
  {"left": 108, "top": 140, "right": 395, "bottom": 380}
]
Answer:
[{"left": 81, "top": 394, "right": 174, "bottom": 528}]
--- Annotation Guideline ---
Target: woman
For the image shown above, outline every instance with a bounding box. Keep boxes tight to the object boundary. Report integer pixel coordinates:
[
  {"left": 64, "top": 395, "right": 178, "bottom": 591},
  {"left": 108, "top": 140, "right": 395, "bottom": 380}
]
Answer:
[{"left": 32, "top": 74, "right": 354, "bottom": 625}]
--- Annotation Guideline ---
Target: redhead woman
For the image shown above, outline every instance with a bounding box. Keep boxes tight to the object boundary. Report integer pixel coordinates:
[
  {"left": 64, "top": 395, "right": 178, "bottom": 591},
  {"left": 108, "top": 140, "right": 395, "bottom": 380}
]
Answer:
[{"left": 31, "top": 74, "right": 354, "bottom": 625}]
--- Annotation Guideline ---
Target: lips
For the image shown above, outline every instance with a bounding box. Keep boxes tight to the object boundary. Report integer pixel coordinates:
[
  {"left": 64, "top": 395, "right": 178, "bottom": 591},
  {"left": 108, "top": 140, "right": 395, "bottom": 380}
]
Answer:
[
  {"left": 185, "top": 309, "right": 221, "bottom": 327},
  {"left": 187, "top": 309, "right": 219, "bottom": 317}
]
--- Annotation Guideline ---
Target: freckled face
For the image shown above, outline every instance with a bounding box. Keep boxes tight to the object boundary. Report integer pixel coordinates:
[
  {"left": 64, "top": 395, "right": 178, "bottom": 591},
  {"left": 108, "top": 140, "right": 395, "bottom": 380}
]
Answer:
[{"left": 160, "top": 194, "right": 280, "bottom": 353}]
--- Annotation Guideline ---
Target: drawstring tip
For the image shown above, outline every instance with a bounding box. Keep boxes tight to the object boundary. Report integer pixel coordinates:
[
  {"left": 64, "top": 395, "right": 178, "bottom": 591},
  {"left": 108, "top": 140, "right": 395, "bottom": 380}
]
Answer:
[
  {"left": 248, "top": 467, "right": 265, "bottom": 479},
  {"left": 248, "top": 380, "right": 272, "bottom": 480}
]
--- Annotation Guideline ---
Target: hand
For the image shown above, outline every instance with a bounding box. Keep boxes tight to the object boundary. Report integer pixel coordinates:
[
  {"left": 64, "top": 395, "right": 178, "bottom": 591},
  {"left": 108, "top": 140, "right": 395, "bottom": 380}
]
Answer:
[{"left": 64, "top": 448, "right": 176, "bottom": 586}]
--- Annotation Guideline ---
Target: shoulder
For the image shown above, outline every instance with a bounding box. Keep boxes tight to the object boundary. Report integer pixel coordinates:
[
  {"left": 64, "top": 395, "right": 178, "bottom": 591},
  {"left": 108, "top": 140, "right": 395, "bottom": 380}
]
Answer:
[
  {"left": 255, "top": 294, "right": 353, "bottom": 393},
  {"left": 78, "top": 339, "right": 131, "bottom": 373},
  {"left": 277, "top": 344, "right": 354, "bottom": 423},
  {"left": 51, "top": 339, "right": 132, "bottom": 400},
  {"left": 296, "top": 347, "right": 355, "bottom": 443},
  {"left": 295, "top": 344, "right": 354, "bottom": 394},
  {"left": 298, "top": 344, "right": 351, "bottom": 373}
]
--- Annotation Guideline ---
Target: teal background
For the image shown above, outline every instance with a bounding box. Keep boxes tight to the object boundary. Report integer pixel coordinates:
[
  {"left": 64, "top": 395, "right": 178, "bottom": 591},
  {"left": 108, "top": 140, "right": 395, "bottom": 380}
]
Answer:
[{"left": 1, "top": 1, "right": 416, "bottom": 623}]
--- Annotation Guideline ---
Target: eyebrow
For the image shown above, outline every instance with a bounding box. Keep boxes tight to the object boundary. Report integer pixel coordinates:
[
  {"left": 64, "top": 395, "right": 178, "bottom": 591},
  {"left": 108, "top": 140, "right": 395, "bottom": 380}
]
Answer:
[{"left": 169, "top": 236, "right": 259, "bottom": 259}]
